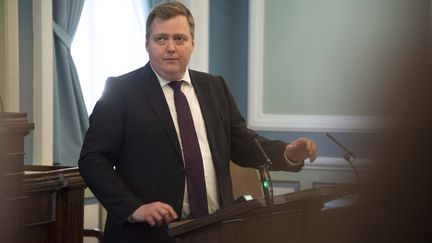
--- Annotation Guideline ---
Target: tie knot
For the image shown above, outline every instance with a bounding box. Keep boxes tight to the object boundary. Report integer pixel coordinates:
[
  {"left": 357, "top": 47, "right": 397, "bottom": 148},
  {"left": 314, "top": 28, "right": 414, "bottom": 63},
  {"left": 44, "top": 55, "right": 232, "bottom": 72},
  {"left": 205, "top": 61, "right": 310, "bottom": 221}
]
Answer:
[{"left": 168, "top": 81, "right": 182, "bottom": 91}]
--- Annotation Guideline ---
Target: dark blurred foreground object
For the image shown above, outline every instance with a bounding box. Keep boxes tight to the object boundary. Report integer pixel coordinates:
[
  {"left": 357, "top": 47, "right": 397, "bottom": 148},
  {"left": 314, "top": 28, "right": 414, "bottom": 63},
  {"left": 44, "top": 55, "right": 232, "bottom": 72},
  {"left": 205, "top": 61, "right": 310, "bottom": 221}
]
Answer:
[
  {"left": 358, "top": 11, "right": 432, "bottom": 241},
  {"left": 362, "top": 83, "right": 432, "bottom": 241}
]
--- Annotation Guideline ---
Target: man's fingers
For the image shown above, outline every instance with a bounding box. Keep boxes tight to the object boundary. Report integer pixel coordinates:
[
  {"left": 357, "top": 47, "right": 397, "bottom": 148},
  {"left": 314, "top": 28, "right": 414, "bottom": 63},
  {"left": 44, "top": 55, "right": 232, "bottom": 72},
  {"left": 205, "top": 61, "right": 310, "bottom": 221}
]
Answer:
[
  {"left": 146, "top": 215, "right": 157, "bottom": 227},
  {"left": 148, "top": 202, "right": 178, "bottom": 226},
  {"left": 308, "top": 141, "right": 318, "bottom": 162},
  {"left": 132, "top": 202, "right": 178, "bottom": 227},
  {"left": 155, "top": 205, "right": 176, "bottom": 224},
  {"left": 161, "top": 203, "right": 178, "bottom": 220},
  {"left": 288, "top": 138, "right": 318, "bottom": 163},
  {"left": 151, "top": 210, "right": 163, "bottom": 222}
]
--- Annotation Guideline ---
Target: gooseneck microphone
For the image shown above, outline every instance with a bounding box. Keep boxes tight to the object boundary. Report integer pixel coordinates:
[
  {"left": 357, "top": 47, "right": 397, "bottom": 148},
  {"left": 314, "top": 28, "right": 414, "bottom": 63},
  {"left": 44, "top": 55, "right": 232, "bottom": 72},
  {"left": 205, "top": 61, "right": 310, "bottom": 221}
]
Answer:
[
  {"left": 326, "top": 133, "right": 361, "bottom": 187},
  {"left": 0, "top": 96, "right": 4, "bottom": 112},
  {"left": 254, "top": 138, "right": 274, "bottom": 206}
]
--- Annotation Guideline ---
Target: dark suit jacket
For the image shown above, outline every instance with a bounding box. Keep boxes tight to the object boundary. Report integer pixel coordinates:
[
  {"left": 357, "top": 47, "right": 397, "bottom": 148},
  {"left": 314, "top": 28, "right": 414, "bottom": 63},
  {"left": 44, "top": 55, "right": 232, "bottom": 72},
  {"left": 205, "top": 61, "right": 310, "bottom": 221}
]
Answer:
[{"left": 78, "top": 63, "right": 303, "bottom": 243}]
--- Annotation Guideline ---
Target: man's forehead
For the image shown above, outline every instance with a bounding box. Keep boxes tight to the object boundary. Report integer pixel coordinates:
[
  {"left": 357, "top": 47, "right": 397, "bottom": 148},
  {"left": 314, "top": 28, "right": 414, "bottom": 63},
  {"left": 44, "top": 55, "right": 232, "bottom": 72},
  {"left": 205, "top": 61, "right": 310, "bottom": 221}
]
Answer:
[
  {"left": 150, "top": 16, "right": 191, "bottom": 36},
  {"left": 152, "top": 15, "right": 188, "bottom": 25}
]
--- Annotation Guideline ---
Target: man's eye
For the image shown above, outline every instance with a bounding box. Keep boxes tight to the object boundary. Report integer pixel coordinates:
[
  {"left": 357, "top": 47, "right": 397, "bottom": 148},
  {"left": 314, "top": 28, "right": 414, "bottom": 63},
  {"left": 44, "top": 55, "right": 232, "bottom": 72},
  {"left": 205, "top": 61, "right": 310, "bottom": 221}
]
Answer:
[
  {"left": 155, "top": 36, "right": 167, "bottom": 43},
  {"left": 174, "top": 36, "right": 187, "bottom": 44}
]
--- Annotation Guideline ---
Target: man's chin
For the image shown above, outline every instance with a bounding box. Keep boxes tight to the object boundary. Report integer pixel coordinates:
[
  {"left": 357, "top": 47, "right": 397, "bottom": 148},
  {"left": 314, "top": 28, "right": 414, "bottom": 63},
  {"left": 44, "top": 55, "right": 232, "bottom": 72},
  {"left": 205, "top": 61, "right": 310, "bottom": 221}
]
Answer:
[
  {"left": 164, "top": 68, "right": 181, "bottom": 74},
  {"left": 160, "top": 69, "right": 184, "bottom": 81}
]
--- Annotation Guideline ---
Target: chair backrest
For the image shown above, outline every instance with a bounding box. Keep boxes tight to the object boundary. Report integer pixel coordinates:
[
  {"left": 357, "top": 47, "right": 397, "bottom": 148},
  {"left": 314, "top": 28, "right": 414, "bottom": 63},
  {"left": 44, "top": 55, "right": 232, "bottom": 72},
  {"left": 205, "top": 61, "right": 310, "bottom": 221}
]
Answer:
[
  {"left": 229, "top": 161, "right": 263, "bottom": 199},
  {"left": 83, "top": 228, "right": 104, "bottom": 243}
]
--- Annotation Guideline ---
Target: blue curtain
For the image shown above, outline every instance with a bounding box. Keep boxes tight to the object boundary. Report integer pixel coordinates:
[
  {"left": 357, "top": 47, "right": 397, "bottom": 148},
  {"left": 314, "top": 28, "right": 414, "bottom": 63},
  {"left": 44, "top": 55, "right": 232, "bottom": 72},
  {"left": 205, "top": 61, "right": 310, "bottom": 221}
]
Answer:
[{"left": 53, "top": 0, "right": 88, "bottom": 166}]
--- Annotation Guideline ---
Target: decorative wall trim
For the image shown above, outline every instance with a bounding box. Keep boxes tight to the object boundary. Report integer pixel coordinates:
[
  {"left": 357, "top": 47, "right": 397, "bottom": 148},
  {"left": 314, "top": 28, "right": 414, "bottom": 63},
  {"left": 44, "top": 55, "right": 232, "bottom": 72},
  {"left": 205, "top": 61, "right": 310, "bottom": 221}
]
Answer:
[
  {"left": 248, "top": 113, "right": 382, "bottom": 133},
  {"left": 32, "top": 0, "right": 53, "bottom": 165},
  {"left": 304, "top": 156, "right": 374, "bottom": 171},
  {"left": 247, "top": 0, "right": 380, "bottom": 133},
  {"left": 2, "top": 0, "right": 20, "bottom": 112}
]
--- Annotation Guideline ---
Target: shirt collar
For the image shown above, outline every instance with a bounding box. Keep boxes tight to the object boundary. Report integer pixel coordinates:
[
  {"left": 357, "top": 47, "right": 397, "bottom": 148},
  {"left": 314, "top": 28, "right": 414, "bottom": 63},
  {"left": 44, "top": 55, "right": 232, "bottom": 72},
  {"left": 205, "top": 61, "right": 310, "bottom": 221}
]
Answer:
[{"left": 150, "top": 64, "right": 192, "bottom": 88}]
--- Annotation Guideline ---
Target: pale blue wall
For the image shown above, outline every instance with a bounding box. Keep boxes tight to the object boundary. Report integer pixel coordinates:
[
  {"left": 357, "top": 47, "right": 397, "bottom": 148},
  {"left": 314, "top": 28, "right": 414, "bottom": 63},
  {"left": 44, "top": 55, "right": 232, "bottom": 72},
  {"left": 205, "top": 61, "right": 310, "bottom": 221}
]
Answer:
[
  {"left": 19, "top": 0, "right": 33, "bottom": 164},
  {"left": 209, "top": 0, "right": 371, "bottom": 159},
  {"left": 209, "top": 0, "right": 429, "bottom": 149},
  {"left": 262, "top": 0, "right": 429, "bottom": 117},
  {"left": 209, "top": 0, "right": 431, "bottom": 189},
  {"left": 209, "top": 0, "right": 249, "bottom": 116}
]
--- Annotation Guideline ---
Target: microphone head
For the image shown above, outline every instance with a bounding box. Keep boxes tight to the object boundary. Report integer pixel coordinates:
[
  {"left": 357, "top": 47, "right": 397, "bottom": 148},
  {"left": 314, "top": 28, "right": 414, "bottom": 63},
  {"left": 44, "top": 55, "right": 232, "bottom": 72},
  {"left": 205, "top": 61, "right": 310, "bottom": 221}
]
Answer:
[{"left": 344, "top": 153, "right": 355, "bottom": 162}]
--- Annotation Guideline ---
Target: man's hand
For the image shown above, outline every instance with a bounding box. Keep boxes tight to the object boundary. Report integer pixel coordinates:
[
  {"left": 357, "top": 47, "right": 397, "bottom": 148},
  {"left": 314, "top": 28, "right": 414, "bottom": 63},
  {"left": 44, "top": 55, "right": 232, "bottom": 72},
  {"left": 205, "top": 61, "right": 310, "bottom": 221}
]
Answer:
[
  {"left": 285, "top": 137, "right": 317, "bottom": 163},
  {"left": 130, "top": 201, "right": 178, "bottom": 227}
]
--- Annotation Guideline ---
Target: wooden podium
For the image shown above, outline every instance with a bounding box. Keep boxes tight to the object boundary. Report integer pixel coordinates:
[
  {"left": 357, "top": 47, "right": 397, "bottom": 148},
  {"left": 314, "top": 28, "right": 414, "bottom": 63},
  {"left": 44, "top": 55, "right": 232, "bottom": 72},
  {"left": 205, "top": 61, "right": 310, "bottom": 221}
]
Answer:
[{"left": 168, "top": 186, "right": 353, "bottom": 243}]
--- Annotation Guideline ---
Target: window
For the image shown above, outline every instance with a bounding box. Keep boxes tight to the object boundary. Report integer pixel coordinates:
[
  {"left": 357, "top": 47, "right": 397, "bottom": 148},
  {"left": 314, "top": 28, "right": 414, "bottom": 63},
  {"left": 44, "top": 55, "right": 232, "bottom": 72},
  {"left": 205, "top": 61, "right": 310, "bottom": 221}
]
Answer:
[{"left": 72, "top": 0, "right": 150, "bottom": 114}]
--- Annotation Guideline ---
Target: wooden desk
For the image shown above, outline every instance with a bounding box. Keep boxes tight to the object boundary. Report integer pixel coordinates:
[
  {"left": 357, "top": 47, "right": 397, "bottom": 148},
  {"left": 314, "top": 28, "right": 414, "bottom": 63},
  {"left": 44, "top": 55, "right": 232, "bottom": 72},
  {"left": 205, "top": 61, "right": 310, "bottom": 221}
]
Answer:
[
  {"left": 23, "top": 165, "right": 86, "bottom": 243},
  {"left": 1, "top": 113, "right": 86, "bottom": 243}
]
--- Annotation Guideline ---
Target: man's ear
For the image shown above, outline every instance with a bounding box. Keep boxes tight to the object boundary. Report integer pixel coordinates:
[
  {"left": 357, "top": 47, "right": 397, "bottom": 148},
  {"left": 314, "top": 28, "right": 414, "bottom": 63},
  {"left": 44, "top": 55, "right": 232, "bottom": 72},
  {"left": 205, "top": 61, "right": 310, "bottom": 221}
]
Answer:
[{"left": 145, "top": 39, "right": 149, "bottom": 52}]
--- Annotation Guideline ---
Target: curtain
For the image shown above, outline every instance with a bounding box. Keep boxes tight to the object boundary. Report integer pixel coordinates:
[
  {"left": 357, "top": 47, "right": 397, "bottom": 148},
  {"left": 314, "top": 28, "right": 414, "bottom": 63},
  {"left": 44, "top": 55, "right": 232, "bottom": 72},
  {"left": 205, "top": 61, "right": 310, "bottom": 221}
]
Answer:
[{"left": 53, "top": 0, "right": 88, "bottom": 165}]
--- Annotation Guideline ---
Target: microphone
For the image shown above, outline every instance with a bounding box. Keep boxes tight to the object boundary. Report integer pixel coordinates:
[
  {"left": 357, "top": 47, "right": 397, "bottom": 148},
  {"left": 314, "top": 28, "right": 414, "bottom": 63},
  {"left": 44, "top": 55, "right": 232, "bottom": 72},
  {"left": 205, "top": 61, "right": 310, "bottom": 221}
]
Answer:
[
  {"left": 0, "top": 95, "right": 4, "bottom": 112},
  {"left": 254, "top": 138, "right": 274, "bottom": 206},
  {"left": 326, "top": 133, "right": 361, "bottom": 188}
]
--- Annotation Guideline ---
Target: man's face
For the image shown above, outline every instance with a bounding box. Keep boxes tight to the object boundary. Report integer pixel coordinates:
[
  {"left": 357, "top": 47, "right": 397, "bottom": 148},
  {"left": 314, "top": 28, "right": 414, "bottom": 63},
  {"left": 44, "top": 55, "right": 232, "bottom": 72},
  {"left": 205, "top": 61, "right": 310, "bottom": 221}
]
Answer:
[{"left": 146, "top": 15, "right": 194, "bottom": 81}]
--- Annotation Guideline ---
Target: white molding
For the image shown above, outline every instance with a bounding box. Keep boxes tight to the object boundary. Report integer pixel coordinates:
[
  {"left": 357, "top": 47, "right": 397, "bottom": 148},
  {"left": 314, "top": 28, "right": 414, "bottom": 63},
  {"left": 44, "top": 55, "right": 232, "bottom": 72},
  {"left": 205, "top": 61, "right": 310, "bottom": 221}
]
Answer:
[
  {"left": 32, "top": 0, "right": 53, "bottom": 165},
  {"left": 184, "top": 0, "right": 209, "bottom": 73},
  {"left": 248, "top": 113, "right": 382, "bottom": 133},
  {"left": 303, "top": 156, "right": 374, "bottom": 172},
  {"left": 2, "top": 0, "right": 20, "bottom": 112},
  {"left": 248, "top": 0, "right": 380, "bottom": 133}
]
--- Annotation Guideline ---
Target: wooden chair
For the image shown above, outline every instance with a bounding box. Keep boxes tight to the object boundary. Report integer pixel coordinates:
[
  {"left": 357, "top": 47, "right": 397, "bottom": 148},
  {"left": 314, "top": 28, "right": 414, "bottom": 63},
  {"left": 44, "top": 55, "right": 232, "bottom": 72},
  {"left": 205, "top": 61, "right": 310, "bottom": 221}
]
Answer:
[
  {"left": 83, "top": 228, "right": 104, "bottom": 243},
  {"left": 229, "top": 161, "right": 263, "bottom": 199}
]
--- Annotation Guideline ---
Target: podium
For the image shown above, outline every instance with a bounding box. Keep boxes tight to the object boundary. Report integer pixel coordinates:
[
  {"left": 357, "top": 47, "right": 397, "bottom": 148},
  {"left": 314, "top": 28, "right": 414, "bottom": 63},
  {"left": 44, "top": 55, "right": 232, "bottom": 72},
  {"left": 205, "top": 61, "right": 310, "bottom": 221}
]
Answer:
[{"left": 168, "top": 186, "right": 353, "bottom": 243}]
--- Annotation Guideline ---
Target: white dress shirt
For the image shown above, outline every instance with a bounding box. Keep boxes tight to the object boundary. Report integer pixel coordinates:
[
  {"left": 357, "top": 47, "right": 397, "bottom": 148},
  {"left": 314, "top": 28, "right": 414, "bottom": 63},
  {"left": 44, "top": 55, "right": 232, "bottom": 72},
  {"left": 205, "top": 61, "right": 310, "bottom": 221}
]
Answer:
[{"left": 152, "top": 67, "right": 220, "bottom": 219}]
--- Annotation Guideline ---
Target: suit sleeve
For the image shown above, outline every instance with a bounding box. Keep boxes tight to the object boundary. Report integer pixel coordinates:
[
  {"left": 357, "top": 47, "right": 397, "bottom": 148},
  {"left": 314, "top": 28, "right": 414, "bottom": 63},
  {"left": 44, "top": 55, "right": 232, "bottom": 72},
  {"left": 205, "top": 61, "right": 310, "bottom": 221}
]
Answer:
[
  {"left": 218, "top": 77, "right": 304, "bottom": 172},
  {"left": 78, "top": 78, "right": 142, "bottom": 226}
]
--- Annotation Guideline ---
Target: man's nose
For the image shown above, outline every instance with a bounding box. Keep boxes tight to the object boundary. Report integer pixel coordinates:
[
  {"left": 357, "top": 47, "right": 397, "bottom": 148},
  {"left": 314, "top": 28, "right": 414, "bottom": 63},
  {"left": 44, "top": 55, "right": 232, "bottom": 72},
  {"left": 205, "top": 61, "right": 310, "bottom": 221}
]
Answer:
[{"left": 166, "top": 39, "right": 175, "bottom": 52}]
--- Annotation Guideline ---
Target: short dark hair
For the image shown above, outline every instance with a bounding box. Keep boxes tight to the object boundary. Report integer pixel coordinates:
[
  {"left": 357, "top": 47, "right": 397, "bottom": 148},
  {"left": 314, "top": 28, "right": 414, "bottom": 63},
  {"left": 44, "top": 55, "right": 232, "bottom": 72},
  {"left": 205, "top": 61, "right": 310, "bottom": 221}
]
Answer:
[{"left": 146, "top": 2, "right": 195, "bottom": 40}]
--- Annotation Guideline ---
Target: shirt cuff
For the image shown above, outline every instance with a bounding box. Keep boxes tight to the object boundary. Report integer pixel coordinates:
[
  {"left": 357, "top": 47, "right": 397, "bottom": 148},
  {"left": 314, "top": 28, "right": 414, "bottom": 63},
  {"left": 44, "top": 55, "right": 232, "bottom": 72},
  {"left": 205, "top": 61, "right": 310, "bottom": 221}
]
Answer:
[{"left": 284, "top": 150, "right": 303, "bottom": 166}]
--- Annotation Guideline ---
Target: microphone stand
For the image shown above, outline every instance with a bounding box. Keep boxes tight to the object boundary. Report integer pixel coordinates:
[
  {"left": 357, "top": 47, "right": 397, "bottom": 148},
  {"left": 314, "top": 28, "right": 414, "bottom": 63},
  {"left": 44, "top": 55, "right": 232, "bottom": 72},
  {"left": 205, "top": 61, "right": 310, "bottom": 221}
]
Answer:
[
  {"left": 0, "top": 96, "right": 4, "bottom": 112},
  {"left": 326, "top": 133, "right": 362, "bottom": 190},
  {"left": 254, "top": 138, "right": 274, "bottom": 206}
]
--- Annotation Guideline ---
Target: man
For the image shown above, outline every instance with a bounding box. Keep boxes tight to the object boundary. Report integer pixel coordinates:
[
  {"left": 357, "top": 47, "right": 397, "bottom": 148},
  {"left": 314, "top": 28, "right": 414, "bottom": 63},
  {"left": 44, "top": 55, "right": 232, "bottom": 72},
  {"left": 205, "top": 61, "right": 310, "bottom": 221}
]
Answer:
[{"left": 79, "top": 2, "right": 317, "bottom": 243}]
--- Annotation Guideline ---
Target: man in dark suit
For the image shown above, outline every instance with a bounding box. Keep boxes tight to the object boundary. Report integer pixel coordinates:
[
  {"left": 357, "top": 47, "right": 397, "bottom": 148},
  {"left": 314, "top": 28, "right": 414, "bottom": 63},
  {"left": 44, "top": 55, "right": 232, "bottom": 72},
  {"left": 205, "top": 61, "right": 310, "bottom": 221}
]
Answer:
[{"left": 78, "top": 2, "right": 317, "bottom": 243}]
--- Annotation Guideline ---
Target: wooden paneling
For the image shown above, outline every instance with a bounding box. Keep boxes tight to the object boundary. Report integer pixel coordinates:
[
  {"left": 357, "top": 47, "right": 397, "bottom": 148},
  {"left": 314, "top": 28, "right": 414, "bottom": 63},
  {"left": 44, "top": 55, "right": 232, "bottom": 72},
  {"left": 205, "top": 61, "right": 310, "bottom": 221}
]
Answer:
[{"left": 0, "top": 112, "right": 34, "bottom": 243}]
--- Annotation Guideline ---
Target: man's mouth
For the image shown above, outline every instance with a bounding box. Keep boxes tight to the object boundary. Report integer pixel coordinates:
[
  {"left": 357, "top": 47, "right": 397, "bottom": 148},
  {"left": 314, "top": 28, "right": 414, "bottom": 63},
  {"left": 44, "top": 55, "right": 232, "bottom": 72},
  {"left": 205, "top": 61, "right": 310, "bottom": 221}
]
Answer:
[{"left": 164, "top": 58, "right": 178, "bottom": 61}]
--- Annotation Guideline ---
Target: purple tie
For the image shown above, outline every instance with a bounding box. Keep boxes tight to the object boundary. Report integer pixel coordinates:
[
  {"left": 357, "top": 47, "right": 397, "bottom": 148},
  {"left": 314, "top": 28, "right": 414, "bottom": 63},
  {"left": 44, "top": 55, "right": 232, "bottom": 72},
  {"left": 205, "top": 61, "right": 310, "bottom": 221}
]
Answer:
[{"left": 169, "top": 81, "right": 208, "bottom": 218}]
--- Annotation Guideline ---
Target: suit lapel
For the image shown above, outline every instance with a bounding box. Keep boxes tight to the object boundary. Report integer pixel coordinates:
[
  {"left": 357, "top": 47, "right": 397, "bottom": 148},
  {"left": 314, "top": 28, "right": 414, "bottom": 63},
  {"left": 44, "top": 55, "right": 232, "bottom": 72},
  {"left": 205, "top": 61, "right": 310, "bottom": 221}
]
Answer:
[
  {"left": 190, "top": 71, "right": 219, "bottom": 158},
  {"left": 138, "top": 64, "right": 182, "bottom": 161}
]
